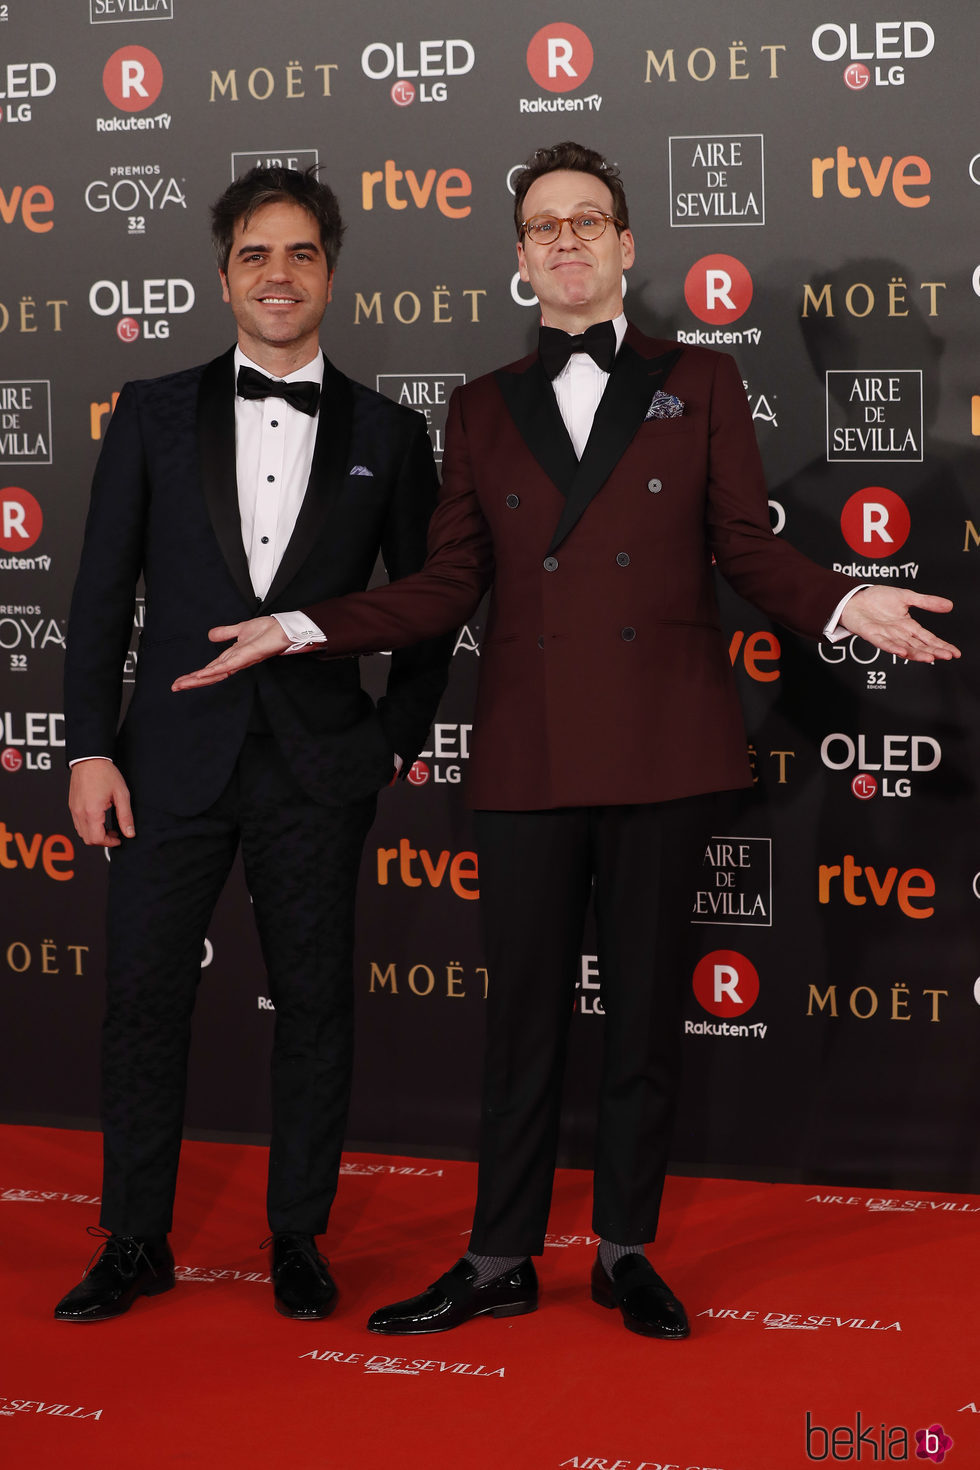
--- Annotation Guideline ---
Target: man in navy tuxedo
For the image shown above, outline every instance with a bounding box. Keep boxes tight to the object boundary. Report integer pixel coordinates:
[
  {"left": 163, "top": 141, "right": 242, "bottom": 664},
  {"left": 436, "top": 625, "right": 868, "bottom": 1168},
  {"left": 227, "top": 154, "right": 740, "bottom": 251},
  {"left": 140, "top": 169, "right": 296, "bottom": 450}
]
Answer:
[{"left": 56, "top": 165, "right": 449, "bottom": 1323}]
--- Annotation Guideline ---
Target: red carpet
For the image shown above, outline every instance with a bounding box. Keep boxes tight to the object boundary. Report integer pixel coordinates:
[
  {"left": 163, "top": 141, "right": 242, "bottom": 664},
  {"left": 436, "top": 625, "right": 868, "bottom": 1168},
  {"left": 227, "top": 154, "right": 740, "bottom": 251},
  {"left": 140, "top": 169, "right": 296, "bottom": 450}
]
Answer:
[{"left": 1, "top": 1125, "right": 976, "bottom": 1468}]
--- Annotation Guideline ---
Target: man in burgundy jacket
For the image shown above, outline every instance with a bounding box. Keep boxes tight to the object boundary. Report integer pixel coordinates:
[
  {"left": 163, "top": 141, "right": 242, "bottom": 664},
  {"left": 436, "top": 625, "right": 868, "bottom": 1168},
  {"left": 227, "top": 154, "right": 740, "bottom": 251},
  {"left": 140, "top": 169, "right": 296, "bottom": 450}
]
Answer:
[{"left": 175, "top": 142, "right": 958, "bottom": 1340}]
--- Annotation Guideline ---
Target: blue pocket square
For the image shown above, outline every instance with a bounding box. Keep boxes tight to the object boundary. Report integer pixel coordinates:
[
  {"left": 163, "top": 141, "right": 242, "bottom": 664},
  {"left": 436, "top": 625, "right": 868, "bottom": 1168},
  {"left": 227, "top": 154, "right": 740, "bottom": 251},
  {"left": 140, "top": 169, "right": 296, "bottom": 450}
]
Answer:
[
  {"left": 349, "top": 464, "right": 374, "bottom": 477},
  {"left": 645, "top": 391, "right": 685, "bottom": 420}
]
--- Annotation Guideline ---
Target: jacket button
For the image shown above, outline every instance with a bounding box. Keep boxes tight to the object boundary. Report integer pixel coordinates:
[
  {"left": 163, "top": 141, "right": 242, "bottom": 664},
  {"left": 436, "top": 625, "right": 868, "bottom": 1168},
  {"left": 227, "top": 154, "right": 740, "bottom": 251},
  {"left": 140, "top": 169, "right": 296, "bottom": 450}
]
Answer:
[
  {"left": 648, "top": 478, "right": 662, "bottom": 493},
  {"left": 616, "top": 551, "right": 630, "bottom": 567},
  {"left": 505, "top": 493, "right": 520, "bottom": 508},
  {"left": 621, "top": 626, "right": 636, "bottom": 641},
  {"left": 537, "top": 635, "right": 545, "bottom": 649},
  {"left": 543, "top": 556, "right": 559, "bottom": 572}
]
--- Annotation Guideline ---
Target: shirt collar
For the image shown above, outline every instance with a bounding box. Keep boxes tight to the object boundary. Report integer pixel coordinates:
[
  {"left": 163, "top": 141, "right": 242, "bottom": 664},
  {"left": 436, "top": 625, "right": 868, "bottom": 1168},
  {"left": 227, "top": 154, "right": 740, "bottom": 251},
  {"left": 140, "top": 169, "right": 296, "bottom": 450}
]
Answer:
[{"left": 234, "top": 345, "right": 324, "bottom": 385}]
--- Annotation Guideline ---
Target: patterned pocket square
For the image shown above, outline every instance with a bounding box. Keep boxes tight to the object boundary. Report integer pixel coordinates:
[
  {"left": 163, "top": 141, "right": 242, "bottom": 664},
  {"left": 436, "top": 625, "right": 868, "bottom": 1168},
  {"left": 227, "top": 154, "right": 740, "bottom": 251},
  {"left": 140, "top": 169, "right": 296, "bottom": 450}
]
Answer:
[
  {"left": 349, "top": 464, "right": 374, "bottom": 477},
  {"left": 645, "top": 391, "right": 685, "bottom": 420}
]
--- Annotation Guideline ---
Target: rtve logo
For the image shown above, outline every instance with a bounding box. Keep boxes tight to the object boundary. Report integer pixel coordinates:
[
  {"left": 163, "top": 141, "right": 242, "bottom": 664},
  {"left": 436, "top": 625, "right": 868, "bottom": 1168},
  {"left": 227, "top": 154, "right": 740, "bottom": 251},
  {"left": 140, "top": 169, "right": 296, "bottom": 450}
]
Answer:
[
  {"left": 840, "top": 486, "right": 910, "bottom": 558},
  {"left": 818, "top": 855, "right": 935, "bottom": 917},
  {"left": 0, "top": 184, "right": 53, "bottom": 233},
  {"left": 361, "top": 161, "right": 471, "bottom": 218},
  {"left": 692, "top": 949, "right": 760, "bottom": 1017},
  {"left": 684, "top": 254, "right": 753, "bottom": 324},
  {"left": 810, "top": 146, "right": 930, "bottom": 206},
  {"left": 102, "top": 45, "right": 163, "bottom": 112},
  {"left": 526, "top": 22, "right": 593, "bottom": 92}
]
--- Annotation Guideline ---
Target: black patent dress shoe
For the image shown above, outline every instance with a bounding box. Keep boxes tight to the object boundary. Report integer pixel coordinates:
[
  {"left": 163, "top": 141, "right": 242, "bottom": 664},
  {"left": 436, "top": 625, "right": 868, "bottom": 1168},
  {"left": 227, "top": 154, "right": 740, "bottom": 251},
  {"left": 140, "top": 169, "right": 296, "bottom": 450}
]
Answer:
[
  {"left": 266, "top": 1233, "right": 337, "bottom": 1319},
  {"left": 367, "top": 1256, "right": 538, "bottom": 1335},
  {"left": 590, "top": 1253, "right": 690, "bottom": 1339},
  {"left": 54, "top": 1228, "right": 175, "bottom": 1322}
]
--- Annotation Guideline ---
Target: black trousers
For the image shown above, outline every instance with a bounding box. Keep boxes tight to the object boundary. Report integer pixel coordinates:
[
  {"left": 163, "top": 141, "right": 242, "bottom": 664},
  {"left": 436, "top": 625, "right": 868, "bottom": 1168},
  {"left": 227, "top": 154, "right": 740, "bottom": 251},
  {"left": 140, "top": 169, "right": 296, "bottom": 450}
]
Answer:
[
  {"left": 99, "top": 733, "right": 377, "bottom": 1237},
  {"left": 469, "top": 794, "right": 718, "bottom": 1256}
]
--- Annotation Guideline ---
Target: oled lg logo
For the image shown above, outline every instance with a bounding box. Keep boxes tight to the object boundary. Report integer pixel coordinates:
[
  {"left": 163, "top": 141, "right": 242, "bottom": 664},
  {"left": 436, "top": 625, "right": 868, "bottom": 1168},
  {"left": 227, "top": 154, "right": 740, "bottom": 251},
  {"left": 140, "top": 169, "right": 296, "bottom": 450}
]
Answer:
[
  {"left": 88, "top": 277, "right": 195, "bottom": 342},
  {"left": 810, "top": 21, "right": 936, "bottom": 89},
  {"left": 0, "top": 62, "right": 57, "bottom": 125},
  {"left": 821, "top": 732, "right": 941, "bottom": 800},
  {"left": 360, "top": 39, "right": 475, "bottom": 105},
  {"left": 520, "top": 23, "right": 601, "bottom": 115},
  {"left": 680, "top": 255, "right": 760, "bottom": 347},
  {"left": 687, "top": 949, "right": 766, "bottom": 1038}
]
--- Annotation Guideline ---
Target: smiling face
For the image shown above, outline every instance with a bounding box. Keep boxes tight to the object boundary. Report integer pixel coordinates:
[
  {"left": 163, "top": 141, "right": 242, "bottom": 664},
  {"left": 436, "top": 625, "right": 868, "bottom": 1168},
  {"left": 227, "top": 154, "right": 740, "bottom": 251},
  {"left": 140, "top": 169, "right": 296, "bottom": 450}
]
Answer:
[
  {"left": 517, "top": 169, "right": 635, "bottom": 333},
  {"left": 219, "top": 200, "right": 333, "bottom": 372}
]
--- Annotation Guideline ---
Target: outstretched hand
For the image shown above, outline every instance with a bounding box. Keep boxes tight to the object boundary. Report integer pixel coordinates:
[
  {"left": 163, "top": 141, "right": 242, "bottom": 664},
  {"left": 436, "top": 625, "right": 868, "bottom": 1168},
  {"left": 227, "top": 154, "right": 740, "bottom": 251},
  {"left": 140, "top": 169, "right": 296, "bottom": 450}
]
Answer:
[
  {"left": 171, "top": 616, "right": 290, "bottom": 690},
  {"left": 838, "top": 587, "right": 960, "bottom": 662}
]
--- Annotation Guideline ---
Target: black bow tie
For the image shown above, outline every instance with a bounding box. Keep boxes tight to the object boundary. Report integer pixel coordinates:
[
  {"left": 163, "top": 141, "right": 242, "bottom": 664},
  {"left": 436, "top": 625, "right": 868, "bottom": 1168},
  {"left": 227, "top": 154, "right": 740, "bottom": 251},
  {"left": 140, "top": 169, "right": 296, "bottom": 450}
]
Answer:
[
  {"left": 538, "top": 320, "right": 617, "bottom": 380},
  {"left": 236, "top": 364, "right": 320, "bottom": 416}
]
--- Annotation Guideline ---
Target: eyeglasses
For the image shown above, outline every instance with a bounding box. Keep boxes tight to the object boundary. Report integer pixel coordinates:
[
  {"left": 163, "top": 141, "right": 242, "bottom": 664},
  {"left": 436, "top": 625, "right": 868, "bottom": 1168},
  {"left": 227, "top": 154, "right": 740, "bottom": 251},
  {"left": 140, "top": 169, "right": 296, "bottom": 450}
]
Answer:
[{"left": 519, "top": 212, "right": 624, "bottom": 245}]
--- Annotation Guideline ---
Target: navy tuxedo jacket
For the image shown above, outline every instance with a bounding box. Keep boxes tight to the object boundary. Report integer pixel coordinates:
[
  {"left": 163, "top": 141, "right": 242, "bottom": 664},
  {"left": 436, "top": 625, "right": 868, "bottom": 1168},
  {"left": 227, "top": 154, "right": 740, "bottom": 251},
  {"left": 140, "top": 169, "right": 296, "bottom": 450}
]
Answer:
[
  {"left": 65, "top": 346, "right": 450, "bottom": 815},
  {"left": 295, "top": 326, "right": 858, "bottom": 810}
]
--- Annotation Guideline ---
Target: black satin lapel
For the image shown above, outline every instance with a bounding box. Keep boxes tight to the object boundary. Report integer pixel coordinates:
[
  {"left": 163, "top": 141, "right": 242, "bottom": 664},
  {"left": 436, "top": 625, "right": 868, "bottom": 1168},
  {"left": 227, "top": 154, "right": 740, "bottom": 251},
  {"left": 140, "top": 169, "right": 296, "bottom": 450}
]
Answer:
[
  {"left": 546, "top": 345, "right": 683, "bottom": 554},
  {"left": 198, "top": 349, "right": 254, "bottom": 606},
  {"left": 261, "top": 358, "right": 353, "bottom": 608},
  {"left": 494, "top": 360, "right": 579, "bottom": 498}
]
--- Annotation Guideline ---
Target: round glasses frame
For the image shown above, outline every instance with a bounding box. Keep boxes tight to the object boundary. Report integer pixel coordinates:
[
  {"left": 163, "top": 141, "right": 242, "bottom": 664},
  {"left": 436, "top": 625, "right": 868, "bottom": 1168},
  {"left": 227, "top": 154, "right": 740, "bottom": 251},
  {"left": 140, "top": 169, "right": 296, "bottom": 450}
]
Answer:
[{"left": 519, "top": 212, "right": 625, "bottom": 245}]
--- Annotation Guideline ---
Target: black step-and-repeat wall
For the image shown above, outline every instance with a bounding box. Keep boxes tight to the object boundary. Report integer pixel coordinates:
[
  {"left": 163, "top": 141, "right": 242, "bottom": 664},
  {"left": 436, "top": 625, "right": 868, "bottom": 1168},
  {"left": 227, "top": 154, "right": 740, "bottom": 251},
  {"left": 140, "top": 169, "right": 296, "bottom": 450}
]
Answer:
[{"left": 2, "top": 1, "right": 978, "bottom": 1190}]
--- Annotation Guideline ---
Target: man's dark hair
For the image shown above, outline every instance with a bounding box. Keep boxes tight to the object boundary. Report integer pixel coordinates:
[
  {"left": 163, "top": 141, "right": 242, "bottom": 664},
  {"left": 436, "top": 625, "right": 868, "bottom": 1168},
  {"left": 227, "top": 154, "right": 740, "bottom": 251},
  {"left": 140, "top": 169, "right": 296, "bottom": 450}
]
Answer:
[
  {"left": 210, "top": 165, "right": 346, "bottom": 273},
  {"left": 512, "top": 141, "right": 629, "bottom": 237}
]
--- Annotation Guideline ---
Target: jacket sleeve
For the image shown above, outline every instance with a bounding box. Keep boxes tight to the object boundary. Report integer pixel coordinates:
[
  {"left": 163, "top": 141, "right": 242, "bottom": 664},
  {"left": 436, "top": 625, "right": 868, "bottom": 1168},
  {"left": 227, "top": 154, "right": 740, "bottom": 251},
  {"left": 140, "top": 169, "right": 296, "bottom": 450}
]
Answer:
[
  {"left": 63, "top": 382, "right": 147, "bottom": 762},
  {"left": 706, "top": 352, "right": 858, "bottom": 637},
  {"left": 301, "top": 387, "right": 495, "bottom": 660}
]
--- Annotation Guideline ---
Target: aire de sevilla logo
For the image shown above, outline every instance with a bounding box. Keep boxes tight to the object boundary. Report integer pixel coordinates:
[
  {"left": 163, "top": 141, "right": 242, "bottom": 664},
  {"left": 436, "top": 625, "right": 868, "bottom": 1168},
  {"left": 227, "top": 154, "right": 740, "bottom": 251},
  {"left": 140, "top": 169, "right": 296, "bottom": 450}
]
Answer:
[
  {"left": 840, "top": 486, "right": 910, "bottom": 558},
  {"left": 684, "top": 254, "right": 753, "bottom": 323},
  {"left": 102, "top": 46, "right": 163, "bottom": 112},
  {"left": 526, "top": 23, "right": 593, "bottom": 92}
]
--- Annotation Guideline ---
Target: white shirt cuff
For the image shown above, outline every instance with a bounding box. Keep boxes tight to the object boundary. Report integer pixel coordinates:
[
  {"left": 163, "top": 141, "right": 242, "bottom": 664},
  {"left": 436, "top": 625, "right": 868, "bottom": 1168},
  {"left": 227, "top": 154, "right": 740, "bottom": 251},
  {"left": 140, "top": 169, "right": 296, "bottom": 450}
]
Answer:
[
  {"left": 69, "top": 755, "right": 112, "bottom": 766},
  {"left": 272, "top": 610, "right": 326, "bottom": 654},
  {"left": 823, "top": 585, "right": 870, "bottom": 642}
]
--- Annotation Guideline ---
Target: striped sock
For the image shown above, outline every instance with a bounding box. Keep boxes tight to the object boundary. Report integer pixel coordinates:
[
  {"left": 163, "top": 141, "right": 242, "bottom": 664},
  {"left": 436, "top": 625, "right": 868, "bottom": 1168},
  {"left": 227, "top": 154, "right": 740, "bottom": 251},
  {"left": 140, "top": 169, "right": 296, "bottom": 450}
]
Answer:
[
  {"left": 599, "top": 1239, "right": 646, "bottom": 1277},
  {"left": 463, "top": 1251, "right": 526, "bottom": 1286}
]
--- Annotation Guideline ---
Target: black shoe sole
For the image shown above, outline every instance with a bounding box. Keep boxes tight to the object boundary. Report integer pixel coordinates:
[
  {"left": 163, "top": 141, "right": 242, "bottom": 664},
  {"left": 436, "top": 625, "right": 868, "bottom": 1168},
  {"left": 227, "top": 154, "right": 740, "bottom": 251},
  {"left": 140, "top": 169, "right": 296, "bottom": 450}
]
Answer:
[
  {"left": 367, "top": 1296, "right": 538, "bottom": 1336},
  {"left": 54, "top": 1275, "right": 176, "bottom": 1323}
]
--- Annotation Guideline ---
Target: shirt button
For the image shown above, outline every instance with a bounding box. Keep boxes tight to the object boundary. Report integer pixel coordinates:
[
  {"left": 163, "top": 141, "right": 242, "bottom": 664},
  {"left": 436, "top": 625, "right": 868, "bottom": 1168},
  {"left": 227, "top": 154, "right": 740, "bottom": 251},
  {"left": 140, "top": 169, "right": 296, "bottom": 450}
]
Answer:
[
  {"left": 270, "top": 419, "right": 279, "bottom": 428},
  {"left": 616, "top": 552, "right": 630, "bottom": 567},
  {"left": 261, "top": 536, "right": 269, "bottom": 544},
  {"left": 506, "top": 494, "right": 520, "bottom": 509},
  {"left": 543, "top": 556, "right": 559, "bottom": 572},
  {"left": 621, "top": 626, "right": 636, "bottom": 642},
  {"left": 266, "top": 474, "right": 275, "bottom": 483},
  {"left": 648, "top": 478, "right": 662, "bottom": 493}
]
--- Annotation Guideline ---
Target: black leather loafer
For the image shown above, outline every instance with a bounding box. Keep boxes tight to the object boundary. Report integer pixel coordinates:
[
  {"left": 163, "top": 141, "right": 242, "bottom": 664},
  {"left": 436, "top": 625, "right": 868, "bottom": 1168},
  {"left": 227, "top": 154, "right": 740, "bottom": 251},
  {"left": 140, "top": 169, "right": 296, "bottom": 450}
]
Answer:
[
  {"left": 367, "top": 1256, "right": 538, "bottom": 1335},
  {"left": 269, "top": 1233, "right": 337, "bottom": 1319},
  {"left": 590, "top": 1253, "right": 690, "bottom": 1339},
  {"left": 54, "top": 1230, "right": 175, "bottom": 1322}
]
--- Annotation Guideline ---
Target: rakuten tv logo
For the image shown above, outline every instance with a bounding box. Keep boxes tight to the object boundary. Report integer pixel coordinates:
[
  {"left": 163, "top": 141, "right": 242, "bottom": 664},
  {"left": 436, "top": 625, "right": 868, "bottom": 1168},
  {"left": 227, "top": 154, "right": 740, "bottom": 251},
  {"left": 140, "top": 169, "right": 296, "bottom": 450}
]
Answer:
[
  {"left": 526, "top": 23, "right": 593, "bottom": 91},
  {"left": 692, "top": 949, "right": 760, "bottom": 1017},
  {"left": 1, "top": 487, "right": 43, "bottom": 551},
  {"left": 840, "top": 486, "right": 910, "bottom": 558},
  {"left": 102, "top": 46, "right": 163, "bottom": 112},
  {"left": 684, "top": 254, "right": 753, "bottom": 323}
]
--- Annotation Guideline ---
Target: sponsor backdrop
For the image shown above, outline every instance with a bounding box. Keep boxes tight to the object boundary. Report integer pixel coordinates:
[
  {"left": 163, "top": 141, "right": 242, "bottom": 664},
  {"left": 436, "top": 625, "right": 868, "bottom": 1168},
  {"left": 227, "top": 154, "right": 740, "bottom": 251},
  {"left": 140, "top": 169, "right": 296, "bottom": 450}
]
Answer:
[{"left": 1, "top": 0, "right": 977, "bottom": 1190}]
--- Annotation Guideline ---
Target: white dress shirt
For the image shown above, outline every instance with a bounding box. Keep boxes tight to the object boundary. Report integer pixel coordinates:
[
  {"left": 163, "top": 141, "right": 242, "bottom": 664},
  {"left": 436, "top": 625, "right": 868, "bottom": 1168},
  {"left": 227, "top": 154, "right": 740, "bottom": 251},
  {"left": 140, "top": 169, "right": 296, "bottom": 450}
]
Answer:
[{"left": 234, "top": 346, "right": 325, "bottom": 646}]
